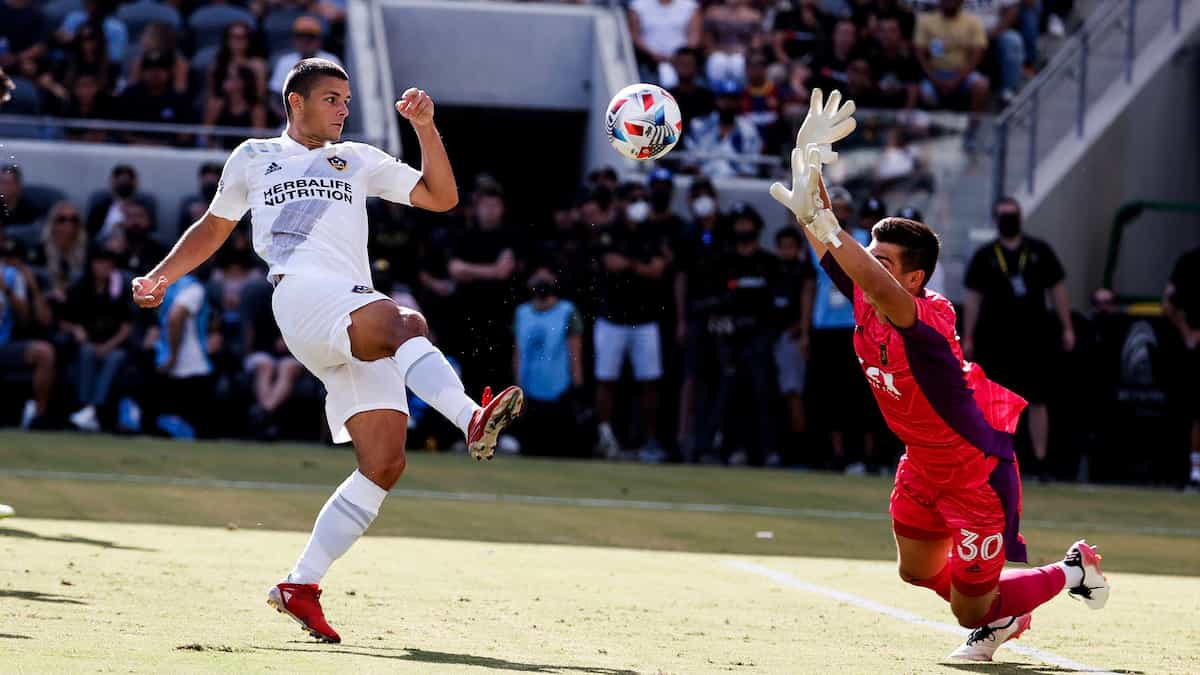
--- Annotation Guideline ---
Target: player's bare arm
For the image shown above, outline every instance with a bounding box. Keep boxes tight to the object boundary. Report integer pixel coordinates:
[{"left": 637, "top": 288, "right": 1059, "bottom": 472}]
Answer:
[
  {"left": 396, "top": 88, "right": 458, "bottom": 212},
  {"left": 132, "top": 211, "right": 240, "bottom": 308}
]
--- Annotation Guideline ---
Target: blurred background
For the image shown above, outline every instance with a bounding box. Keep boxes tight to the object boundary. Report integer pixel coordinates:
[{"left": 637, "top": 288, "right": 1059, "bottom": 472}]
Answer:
[{"left": 1, "top": 0, "right": 1199, "bottom": 489}]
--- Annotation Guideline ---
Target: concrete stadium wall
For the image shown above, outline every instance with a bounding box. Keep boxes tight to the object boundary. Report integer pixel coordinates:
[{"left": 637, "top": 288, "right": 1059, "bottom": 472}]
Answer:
[
  {"left": 3, "top": 140, "right": 227, "bottom": 243},
  {"left": 1025, "top": 28, "right": 1200, "bottom": 304}
]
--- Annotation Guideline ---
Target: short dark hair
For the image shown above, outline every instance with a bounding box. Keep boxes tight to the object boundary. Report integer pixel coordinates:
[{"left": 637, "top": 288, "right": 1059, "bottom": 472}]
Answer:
[
  {"left": 282, "top": 58, "right": 348, "bottom": 119},
  {"left": 992, "top": 195, "right": 1021, "bottom": 216},
  {"left": 775, "top": 225, "right": 803, "bottom": 246},
  {"left": 871, "top": 217, "right": 940, "bottom": 288}
]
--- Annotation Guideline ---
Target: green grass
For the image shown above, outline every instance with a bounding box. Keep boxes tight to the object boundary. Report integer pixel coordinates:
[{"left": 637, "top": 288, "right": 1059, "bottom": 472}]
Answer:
[{"left": 1, "top": 431, "right": 1198, "bottom": 673}]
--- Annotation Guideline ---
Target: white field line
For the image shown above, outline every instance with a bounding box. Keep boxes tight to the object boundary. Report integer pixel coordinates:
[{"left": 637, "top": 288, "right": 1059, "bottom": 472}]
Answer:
[
  {"left": 724, "top": 560, "right": 1120, "bottom": 674},
  {"left": 1, "top": 468, "right": 1196, "bottom": 538}
]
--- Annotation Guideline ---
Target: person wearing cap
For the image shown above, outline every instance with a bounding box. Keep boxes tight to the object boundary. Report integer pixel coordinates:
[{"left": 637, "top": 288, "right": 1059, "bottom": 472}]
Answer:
[
  {"left": 268, "top": 16, "right": 342, "bottom": 118},
  {"left": 693, "top": 202, "right": 780, "bottom": 466},
  {"left": 686, "top": 79, "right": 763, "bottom": 178},
  {"left": 117, "top": 48, "right": 192, "bottom": 146},
  {"left": 807, "top": 185, "right": 882, "bottom": 473},
  {"left": 62, "top": 246, "right": 133, "bottom": 432}
]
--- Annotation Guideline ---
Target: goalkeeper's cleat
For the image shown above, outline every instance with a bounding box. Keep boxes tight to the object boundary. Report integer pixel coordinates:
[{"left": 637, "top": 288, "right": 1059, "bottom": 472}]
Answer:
[
  {"left": 267, "top": 583, "right": 341, "bottom": 643},
  {"left": 1064, "top": 540, "right": 1109, "bottom": 609},
  {"left": 0, "top": 504, "right": 13, "bottom": 519},
  {"left": 467, "top": 385, "right": 524, "bottom": 460},
  {"left": 947, "top": 614, "right": 1032, "bottom": 662}
]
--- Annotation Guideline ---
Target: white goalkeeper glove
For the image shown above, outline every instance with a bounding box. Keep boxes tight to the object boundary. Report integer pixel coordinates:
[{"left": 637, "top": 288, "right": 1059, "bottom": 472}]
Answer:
[{"left": 794, "top": 88, "right": 857, "bottom": 166}]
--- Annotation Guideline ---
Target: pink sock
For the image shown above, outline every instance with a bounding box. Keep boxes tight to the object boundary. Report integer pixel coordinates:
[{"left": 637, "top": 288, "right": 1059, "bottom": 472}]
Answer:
[
  {"left": 911, "top": 564, "right": 952, "bottom": 602},
  {"left": 977, "top": 564, "right": 1067, "bottom": 626}
]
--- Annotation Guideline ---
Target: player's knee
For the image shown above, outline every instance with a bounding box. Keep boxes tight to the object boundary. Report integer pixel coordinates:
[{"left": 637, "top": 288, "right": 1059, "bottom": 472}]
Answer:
[
  {"left": 376, "top": 450, "right": 407, "bottom": 489},
  {"left": 392, "top": 309, "right": 428, "bottom": 347}
]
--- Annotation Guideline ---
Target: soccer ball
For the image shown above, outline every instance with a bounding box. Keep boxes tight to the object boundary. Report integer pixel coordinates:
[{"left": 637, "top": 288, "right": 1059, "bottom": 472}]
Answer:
[{"left": 605, "top": 83, "right": 683, "bottom": 161}]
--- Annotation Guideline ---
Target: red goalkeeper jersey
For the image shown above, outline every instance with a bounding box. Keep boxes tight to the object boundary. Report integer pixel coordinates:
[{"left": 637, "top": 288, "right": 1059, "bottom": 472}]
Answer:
[{"left": 822, "top": 254, "right": 1030, "bottom": 562}]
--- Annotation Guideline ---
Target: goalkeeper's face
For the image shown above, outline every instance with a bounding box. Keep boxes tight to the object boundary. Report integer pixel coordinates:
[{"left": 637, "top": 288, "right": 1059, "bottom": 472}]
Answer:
[
  {"left": 865, "top": 240, "right": 928, "bottom": 316},
  {"left": 293, "top": 76, "right": 351, "bottom": 142}
]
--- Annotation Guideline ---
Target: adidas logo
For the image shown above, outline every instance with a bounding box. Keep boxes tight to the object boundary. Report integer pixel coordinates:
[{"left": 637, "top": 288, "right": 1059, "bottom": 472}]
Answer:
[{"left": 265, "top": 162, "right": 283, "bottom": 175}]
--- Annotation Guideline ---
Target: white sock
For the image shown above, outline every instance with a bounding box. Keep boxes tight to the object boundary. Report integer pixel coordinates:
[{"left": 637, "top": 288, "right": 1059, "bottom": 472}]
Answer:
[
  {"left": 395, "top": 337, "right": 478, "bottom": 436},
  {"left": 1190, "top": 452, "right": 1200, "bottom": 481},
  {"left": 1058, "top": 560, "right": 1084, "bottom": 588},
  {"left": 288, "top": 470, "right": 387, "bottom": 585}
]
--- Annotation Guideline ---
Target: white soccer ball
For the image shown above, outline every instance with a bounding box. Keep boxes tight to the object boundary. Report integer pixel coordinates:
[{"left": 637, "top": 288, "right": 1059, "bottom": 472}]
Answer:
[{"left": 605, "top": 83, "right": 683, "bottom": 161}]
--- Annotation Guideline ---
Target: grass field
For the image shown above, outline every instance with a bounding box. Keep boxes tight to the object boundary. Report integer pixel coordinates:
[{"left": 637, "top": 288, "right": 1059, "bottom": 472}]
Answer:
[{"left": 1, "top": 431, "right": 1198, "bottom": 673}]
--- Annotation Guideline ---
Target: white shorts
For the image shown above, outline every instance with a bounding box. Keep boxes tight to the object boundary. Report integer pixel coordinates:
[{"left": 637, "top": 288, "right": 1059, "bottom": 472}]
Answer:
[
  {"left": 271, "top": 274, "right": 408, "bottom": 444},
  {"left": 593, "top": 318, "right": 662, "bottom": 382}
]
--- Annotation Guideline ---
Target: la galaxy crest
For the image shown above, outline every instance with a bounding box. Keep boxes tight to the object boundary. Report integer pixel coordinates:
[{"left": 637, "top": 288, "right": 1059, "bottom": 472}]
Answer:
[{"left": 327, "top": 156, "right": 348, "bottom": 171}]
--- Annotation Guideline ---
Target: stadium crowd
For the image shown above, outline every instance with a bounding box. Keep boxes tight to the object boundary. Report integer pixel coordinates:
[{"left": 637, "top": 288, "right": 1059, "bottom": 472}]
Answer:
[
  {"left": 2, "top": 155, "right": 1197, "bottom": 487},
  {"left": 0, "top": 0, "right": 345, "bottom": 144}
]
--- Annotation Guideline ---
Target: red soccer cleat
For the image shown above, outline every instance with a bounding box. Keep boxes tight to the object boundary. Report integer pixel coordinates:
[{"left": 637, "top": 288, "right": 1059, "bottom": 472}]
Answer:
[
  {"left": 467, "top": 385, "right": 524, "bottom": 460},
  {"left": 267, "top": 583, "right": 341, "bottom": 643}
]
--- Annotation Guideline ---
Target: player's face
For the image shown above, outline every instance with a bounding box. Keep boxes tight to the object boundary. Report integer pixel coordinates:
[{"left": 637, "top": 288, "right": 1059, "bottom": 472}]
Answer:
[
  {"left": 866, "top": 239, "right": 925, "bottom": 314},
  {"left": 298, "top": 77, "right": 351, "bottom": 141}
]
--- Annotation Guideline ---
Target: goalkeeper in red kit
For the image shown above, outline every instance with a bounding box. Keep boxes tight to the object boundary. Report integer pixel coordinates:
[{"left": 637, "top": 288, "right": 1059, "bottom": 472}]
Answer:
[{"left": 770, "top": 90, "right": 1111, "bottom": 662}]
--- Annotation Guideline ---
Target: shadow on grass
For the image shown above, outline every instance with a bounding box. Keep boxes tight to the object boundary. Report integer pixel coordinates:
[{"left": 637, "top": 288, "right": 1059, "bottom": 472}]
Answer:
[
  {"left": 943, "top": 663, "right": 1143, "bottom": 675},
  {"left": 0, "top": 633, "right": 32, "bottom": 639},
  {"left": 0, "top": 589, "right": 87, "bottom": 605},
  {"left": 0, "top": 527, "right": 156, "bottom": 552},
  {"left": 254, "top": 644, "right": 637, "bottom": 674}
]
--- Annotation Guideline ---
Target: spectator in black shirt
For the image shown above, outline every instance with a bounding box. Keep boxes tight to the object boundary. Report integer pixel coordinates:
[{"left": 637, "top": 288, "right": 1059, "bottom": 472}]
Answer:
[
  {"left": 868, "top": 16, "right": 921, "bottom": 110},
  {"left": 694, "top": 203, "right": 779, "bottom": 466},
  {"left": 1164, "top": 246, "right": 1200, "bottom": 489},
  {"left": 593, "top": 200, "right": 668, "bottom": 462},
  {"left": 809, "top": 19, "right": 861, "bottom": 95},
  {"left": 0, "top": 0, "right": 47, "bottom": 71},
  {"left": 107, "top": 201, "right": 167, "bottom": 276},
  {"left": 446, "top": 184, "right": 518, "bottom": 393},
  {"left": 773, "top": 225, "right": 815, "bottom": 465},
  {"left": 119, "top": 50, "right": 191, "bottom": 146},
  {"left": 86, "top": 164, "right": 157, "bottom": 241},
  {"left": 0, "top": 164, "right": 47, "bottom": 229},
  {"left": 178, "top": 163, "right": 222, "bottom": 236},
  {"left": 668, "top": 47, "right": 715, "bottom": 127},
  {"left": 963, "top": 196, "right": 1074, "bottom": 480},
  {"left": 673, "top": 178, "right": 724, "bottom": 455},
  {"left": 61, "top": 70, "right": 118, "bottom": 143},
  {"left": 64, "top": 246, "right": 132, "bottom": 431},
  {"left": 771, "top": 0, "right": 824, "bottom": 65}
]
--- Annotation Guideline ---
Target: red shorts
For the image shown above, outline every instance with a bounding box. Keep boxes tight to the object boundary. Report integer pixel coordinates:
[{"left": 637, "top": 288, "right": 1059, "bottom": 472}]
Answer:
[{"left": 890, "top": 457, "right": 1008, "bottom": 596}]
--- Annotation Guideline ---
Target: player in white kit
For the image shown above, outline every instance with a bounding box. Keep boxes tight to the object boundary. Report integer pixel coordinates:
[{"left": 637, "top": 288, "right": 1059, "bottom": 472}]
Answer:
[{"left": 131, "top": 59, "right": 524, "bottom": 643}]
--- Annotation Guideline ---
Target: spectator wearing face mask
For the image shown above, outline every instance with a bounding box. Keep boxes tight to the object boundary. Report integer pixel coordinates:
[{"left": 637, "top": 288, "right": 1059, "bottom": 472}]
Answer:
[
  {"left": 963, "top": 196, "right": 1073, "bottom": 481},
  {"left": 86, "top": 164, "right": 157, "bottom": 242},
  {"left": 512, "top": 267, "right": 586, "bottom": 457},
  {"left": 686, "top": 79, "right": 764, "bottom": 178},
  {"left": 178, "top": 163, "right": 223, "bottom": 236},
  {"left": 673, "top": 179, "right": 724, "bottom": 456},
  {"left": 694, "top": 203, "right": 780, "bottom": 466},
  {"left": 108, "top": 201, "right": 167, "bottom": 276}
]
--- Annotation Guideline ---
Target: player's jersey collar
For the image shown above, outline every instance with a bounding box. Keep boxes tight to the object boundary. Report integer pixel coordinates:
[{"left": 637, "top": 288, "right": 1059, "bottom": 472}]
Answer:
[{"left": 277, "top": 131, "right": 335, "bottom": 153}]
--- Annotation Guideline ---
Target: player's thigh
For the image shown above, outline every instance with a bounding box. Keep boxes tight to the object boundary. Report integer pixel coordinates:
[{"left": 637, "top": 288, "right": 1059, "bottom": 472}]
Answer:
[
  {"left": 271, "top": 275, "right": 390, "bottom": 370},
  {"left": 593, "top": 319, "right": 630, "bottom": 382},
  {"left": 940, "top": 484, "right": 1007, "bottom": 600},
  {"left": 891, "top": 459, "right": 953, "bottom": 577},
  {"left": 630, "top": 322, "right": 663, "bottom": 381},
  {"left": 320, "top": 356, "right": 409, "bottom": 446}
]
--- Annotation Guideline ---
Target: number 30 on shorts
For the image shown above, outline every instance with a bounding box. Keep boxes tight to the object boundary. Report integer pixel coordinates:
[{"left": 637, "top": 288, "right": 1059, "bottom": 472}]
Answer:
[{"left": 958, "top": 529, "right": 1003, "bottom": 561}]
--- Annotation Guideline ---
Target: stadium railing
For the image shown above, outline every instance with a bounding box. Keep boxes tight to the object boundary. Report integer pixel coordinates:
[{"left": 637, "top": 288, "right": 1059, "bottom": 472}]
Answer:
[
  {"left": 991, "top": 0, "right": 1190, "bottom": 204},
  {"left": 0, "top": 114, "right": 385, "bottom": 147}
]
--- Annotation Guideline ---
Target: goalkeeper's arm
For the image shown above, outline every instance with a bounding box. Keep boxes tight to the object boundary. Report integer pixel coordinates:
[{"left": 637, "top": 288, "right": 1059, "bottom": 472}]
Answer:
[{"left": 814, "top": 176, "right": 917, "bottom": 329}]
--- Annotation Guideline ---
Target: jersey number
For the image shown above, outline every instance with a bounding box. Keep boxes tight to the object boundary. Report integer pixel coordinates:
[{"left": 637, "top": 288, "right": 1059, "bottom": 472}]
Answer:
[{"left": 958, "top": 529, "right": 1003, "bottom": 561}]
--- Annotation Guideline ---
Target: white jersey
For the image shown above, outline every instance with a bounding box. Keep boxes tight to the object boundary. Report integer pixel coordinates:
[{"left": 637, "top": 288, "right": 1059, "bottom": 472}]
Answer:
[{"left": 207, "top": 134, "right": 422, "bottom": 284}]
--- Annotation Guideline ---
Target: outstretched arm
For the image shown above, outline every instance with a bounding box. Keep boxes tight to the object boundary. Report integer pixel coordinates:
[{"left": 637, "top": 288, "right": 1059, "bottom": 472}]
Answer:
[
  {"left": 132, "top": 212, "right": 239, "bottom": 307},
  {"left": 397, "top": 88, "right": 459, "bottom": 212},
  {"left": 817, "top": 191, "right": 917, "bottom": 328}
]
